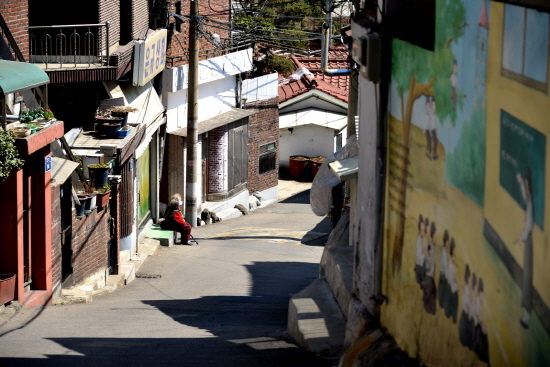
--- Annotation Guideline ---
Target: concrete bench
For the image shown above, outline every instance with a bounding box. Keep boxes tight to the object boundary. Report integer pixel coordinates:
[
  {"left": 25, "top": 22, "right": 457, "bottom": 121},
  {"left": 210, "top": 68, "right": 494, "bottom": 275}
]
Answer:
[{"left": 145, "top": 224, "right": 177, "bottom": 247}]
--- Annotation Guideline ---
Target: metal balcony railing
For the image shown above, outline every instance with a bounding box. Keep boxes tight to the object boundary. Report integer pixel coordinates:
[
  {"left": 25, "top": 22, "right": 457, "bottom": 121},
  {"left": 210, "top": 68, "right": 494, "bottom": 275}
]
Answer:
[{"left": 29, "top": 23, "right": 110, "bottom": 69}]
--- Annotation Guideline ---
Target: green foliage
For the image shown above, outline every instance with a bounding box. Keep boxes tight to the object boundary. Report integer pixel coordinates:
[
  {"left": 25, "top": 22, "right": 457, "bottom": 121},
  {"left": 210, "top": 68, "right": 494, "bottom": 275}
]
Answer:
[
  {"left": 0, "top": 129, "right": 24, "bottom": 182},
  {"left": 265, "top": 55, "right": 295, "bottom": 76},
  {"left": 97, "top": 183, "right": 111, "bottom": 193},
  {"left": 88, "top": 163, "right": 110, "bottom": 169},
  {"left": 19, "top": 107, "right": 45, "bottom": 124},
  {"left": 43, "top": 109, "right": 55, "bottom": 120},
  {"left": 392, "top": 0, "right": 466, "bottom": 126},
  {"left": 233, "top": 0, "right": 325, "bottom": 50},
  {"left": 445, "top": 98, "right": 486, "bottom": 207}
]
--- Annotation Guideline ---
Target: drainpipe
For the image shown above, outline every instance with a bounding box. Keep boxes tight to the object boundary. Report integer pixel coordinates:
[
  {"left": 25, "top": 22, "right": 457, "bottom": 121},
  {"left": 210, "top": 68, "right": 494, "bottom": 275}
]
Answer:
[{"left": 321, "top": 0, "right": 351, "bottom": 77}]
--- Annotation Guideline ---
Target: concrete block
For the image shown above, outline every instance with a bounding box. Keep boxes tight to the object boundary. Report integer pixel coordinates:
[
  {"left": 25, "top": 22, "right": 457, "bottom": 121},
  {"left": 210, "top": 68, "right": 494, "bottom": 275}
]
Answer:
[
  {"left": 119, "top": 262, "right": 135, "bottom": 285},
  {"left": 145, "top": 224, "right": 174, "bottom": 247},
  {"left": 288, "top": 277, "right": 345, "bottom": 357},
  {"left": 214, "top": 207, "right": 242, "bottom": 222},
  {"left": 320, "top": 246, "right": 354, "bottom": 316}
]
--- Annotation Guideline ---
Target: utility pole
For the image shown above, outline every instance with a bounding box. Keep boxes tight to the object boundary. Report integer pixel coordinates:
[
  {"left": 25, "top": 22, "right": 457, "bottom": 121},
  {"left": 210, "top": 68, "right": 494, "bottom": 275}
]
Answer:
[{"left": 185, "top": 0, "right": 199, "bottom": 227}]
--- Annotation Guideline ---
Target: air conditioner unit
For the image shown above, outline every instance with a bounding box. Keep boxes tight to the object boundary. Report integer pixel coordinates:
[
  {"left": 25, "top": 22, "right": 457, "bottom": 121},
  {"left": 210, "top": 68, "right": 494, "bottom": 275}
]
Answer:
[{"left": 352, "top": 33, "right": 381, "bottom": 83}]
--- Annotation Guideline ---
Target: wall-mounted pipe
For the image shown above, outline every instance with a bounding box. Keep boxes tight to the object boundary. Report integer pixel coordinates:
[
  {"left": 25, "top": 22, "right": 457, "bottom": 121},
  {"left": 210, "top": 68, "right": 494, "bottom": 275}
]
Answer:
[{"left": 321, "top": 0, "right": 352, "bottom": 77}]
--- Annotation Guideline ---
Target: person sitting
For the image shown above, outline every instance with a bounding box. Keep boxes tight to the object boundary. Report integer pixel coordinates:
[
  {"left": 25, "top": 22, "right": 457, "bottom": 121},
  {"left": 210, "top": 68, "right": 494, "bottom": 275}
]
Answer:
[{"left": 160, "top": 196, "right": 194, "bottom": 245}]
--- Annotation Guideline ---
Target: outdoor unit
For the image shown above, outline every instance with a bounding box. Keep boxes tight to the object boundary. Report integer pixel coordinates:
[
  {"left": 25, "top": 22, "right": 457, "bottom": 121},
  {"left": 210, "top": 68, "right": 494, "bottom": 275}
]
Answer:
[{"left": 351, "top": 32, "right": 381, "bottom": 83}]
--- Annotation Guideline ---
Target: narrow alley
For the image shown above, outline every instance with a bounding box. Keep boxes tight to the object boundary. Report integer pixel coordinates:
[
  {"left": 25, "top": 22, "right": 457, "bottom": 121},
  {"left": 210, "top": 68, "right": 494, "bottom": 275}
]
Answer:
[{"left": 0, "top": 189, "right": 334, "bottom": 367}]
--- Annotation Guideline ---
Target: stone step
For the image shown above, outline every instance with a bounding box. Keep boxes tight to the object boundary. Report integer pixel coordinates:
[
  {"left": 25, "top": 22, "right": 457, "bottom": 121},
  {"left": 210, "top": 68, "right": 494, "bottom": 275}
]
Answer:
[
  {"left": 214, "top": 207, "right": 242, "bottom": 222},
  {"left": 120, "top": 250, "right": 131, "bottom": 263},
  {"left": 287, "top": 277, "right": 345, "bottom": 357},
  {"left": 320, "top": 246, "right": 354, "bottom": 316},
  {"left": 119, "top": 262, "right": 135, "bottom": 285}
]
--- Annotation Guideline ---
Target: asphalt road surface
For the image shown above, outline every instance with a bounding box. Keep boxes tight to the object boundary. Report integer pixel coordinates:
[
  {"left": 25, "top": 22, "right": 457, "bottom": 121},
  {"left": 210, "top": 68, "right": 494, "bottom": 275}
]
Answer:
[{"left": 0, "top": 190, "right": 335, "bottom": 367}]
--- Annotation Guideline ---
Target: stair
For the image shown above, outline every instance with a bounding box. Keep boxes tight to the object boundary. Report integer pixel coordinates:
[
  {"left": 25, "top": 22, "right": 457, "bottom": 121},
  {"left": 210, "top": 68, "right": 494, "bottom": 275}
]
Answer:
[
  {"left": 320, "top": 246, "right": 354, "bottom": 316},
  {"left": 287, "top": 278, "right": 346, "bottom": 357},
  {"left": 287, "top": 219, "right": 354, "bottom": 358}
]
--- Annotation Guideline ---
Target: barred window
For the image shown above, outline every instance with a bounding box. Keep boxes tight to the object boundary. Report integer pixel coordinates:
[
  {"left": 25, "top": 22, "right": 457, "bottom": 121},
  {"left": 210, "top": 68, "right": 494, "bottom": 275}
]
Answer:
[{"left": 259, "top": 142, "right": 276, "bottom": 174}]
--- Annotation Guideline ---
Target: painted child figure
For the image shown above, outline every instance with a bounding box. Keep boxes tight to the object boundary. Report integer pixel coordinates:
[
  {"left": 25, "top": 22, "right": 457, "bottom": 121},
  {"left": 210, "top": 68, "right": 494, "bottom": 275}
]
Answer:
[
  {"left": 415, "top": 214, "right": 426, "bottom": 286},
  {"left": 438, "top": 230, "right": 450, "bottom": 308},
  {"left": 445, "top": 238, "right": 459, "bottom": 323},
  {"left": 422, "top": 222, "right": 437, "bottom": 315}
]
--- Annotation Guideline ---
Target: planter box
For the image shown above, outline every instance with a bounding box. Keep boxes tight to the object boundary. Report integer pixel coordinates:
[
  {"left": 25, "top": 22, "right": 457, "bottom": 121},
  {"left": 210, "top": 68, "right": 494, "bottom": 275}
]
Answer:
[
  {"left": 96, "top": 190, "right": 111, "bottom": 207},
  {"left": 0, "top": 274, "right": 16, "bottom": 305}
]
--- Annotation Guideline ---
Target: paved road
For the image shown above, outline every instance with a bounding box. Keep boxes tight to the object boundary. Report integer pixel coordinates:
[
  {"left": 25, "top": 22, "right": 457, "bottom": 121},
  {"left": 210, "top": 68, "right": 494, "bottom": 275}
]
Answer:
[{"left": 0, "top": 190, "right": 334, "bottom": 367}]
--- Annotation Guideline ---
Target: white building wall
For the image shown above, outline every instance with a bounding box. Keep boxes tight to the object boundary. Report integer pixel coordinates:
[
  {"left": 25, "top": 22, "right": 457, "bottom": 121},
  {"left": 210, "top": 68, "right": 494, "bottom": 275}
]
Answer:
[
  {"left": 164, "top": 76, "right": 236, "bottom": 132},
  {"left": 279, "top": 124, "right": 338, "bottom": 169},
  {"left": 242, "top": 73, "right": 278, "bottom": 103}
]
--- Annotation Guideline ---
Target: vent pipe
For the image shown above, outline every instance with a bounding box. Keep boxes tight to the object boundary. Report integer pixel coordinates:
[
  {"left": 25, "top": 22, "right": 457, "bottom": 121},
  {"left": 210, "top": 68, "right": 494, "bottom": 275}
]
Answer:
[{"left": 321, "top": 0, "right": 352, "bottom": 77}]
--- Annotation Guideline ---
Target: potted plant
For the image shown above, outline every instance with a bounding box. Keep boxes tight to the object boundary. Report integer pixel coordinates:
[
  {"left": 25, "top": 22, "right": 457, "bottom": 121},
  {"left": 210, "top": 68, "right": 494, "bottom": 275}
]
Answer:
[
  {"left": 87, "top": 162, "right": 111, "bottom": 188},
  {"left": 103, "top": 122, "right": 121, "bottom": 138},
  {"left": 0, "top": 274, "right": 16, "bottom": 305},
  {"left": 108, "top": 105, "right": 138, "bottom": 127},
  {"left": 19, "top": 107, "right": 44, "bottom": 124},
  {"left": 39, "top": 109, "right": 55, "bottom": 123},
  {"left": 95, "top": 183, "right": 112, "bottom": 208},
  {"left": 94, "top": 109, "right": 123, "bottom": 135},
  {"left": 117, "top": 125, "right": 131, "bottom": 138},
  {"left": 0, "top": 129, "right": 24, "bottom": 182}
]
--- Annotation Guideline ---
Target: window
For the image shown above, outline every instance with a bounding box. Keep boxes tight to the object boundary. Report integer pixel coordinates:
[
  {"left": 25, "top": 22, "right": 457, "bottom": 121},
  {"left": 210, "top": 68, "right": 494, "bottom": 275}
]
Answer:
[
  {"left": 259, "top": 142, "right": 276, "bottom": 174},
  {"left": 502, "top": 4, "right": 549, "bottom": 92}
]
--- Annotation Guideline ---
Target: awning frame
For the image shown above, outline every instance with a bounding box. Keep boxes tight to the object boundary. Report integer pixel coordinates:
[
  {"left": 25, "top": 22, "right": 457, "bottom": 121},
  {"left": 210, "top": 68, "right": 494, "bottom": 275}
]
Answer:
[{"left": 0, "top": 60, "right": 50, "bottom": 130}]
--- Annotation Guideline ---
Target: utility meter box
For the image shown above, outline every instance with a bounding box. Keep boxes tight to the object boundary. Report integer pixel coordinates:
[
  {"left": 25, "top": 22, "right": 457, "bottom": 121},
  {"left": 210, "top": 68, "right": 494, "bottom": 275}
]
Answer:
[{"left": 352, "top": 33, "right": 381, "bottom": 83}]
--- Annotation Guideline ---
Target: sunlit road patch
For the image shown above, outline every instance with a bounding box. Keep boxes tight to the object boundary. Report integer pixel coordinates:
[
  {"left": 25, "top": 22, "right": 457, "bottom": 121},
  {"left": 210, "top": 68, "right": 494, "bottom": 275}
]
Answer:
[{"left": 207, "top": 228, "right": 327, "bottom": 245}]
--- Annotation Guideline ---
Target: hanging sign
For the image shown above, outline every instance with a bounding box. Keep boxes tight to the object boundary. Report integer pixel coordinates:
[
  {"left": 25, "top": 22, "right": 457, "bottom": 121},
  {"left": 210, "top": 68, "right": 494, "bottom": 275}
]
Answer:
[{"left": 133, "top": 29, "right": 168, "bottom": 87}]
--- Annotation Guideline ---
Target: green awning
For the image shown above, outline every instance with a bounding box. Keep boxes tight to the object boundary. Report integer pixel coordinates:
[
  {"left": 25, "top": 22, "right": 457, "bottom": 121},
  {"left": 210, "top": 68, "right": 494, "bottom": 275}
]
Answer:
[{"left": 0, "top": 60, "right": 49, "bottom": 96}]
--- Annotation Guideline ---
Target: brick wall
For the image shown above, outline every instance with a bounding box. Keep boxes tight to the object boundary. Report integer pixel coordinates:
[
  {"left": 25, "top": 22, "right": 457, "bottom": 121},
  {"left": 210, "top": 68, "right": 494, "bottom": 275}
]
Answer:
[
  {"left": 120, "top": 0, "right": 149, "bottom": 44},
  {"left": 208, "top": 124, "right": 229, "bottom": 192},
  {"left": 71, "top": 205, "right": 110, "bottom": 286},
  {"left": 51, "top": 183, "right": 62, "bottom": 289},
  {"left": 165, "top": 0, "right": 231, "bottom": 67},
  {"left": 99, "top": 0, "right": 121, "bottom": 47},
  {"left": 247, "top": 97, "right": 280, "bottom": 193},
  {"left": 1, "top": 0, "right": 29, "bottom": 60}
]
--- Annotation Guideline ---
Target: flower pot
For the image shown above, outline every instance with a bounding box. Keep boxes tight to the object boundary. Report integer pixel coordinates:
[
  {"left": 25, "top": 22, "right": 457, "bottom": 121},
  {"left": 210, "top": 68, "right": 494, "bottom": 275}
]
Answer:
[
  {"left": 10, "top": 127, "right": 32, "bottom": 137},
  {"left": 111, "top": 112, "right": 129, "bottom": 127},
  {"left": 87, "top": 194, "right": 97, "bottom": 213},
  {"left": 289, "top": 155, "right": 311, "bottom": 181},
  {"left": 117, "top": 127, "right": 131, "bottom": 138},
  {"left": 76, "top": 195, "right": 90, "bottom": 216},
  {"left": 309, "top": 156, "right": 325, "bottom": 179},
  {"left": 0, "top": 274, "right": 16, "bottom": 305},
  {"left": 87, "top": 164, "right": 110, "bottom": 189},
  {"left": 96, "top": 190, "right": 111, "bottom": 207},
  {"left": 103, "top": 122, "right": 121, "bottom": 138}
]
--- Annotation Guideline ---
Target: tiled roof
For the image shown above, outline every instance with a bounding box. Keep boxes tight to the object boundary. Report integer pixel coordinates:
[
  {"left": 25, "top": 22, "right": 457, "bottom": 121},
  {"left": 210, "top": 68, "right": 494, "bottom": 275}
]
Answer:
[{"left": 278, "top": 46, "right": 350, "bottom": 104}]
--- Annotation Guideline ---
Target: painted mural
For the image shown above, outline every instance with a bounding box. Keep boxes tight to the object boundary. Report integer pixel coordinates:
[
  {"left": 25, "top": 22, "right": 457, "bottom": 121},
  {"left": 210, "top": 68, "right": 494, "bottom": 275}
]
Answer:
[{"left": 382, "top": 1, "right": 550, "bottom": 366}]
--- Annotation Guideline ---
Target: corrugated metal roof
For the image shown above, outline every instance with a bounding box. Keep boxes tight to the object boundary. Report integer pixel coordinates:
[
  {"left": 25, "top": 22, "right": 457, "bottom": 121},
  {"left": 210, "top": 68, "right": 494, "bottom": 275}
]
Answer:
[{"left": 51, "top": 157, "right": 80, "bottom": 184}]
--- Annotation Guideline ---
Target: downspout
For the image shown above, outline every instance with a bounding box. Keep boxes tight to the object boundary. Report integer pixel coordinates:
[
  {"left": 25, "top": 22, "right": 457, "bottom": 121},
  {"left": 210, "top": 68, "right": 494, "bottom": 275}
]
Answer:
[
  {"left": 373, "top": 0, "right": 391, "bottom": 311},
  {"left": 321, "top": 0, "right": 352, "bottom": 77}
]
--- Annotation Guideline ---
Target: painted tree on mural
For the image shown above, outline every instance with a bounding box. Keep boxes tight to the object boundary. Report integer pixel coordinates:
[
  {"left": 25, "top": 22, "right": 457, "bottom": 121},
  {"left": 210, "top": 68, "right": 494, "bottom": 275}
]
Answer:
[{"left": 391, "top": 0, "right": 466, "bottom": 270}]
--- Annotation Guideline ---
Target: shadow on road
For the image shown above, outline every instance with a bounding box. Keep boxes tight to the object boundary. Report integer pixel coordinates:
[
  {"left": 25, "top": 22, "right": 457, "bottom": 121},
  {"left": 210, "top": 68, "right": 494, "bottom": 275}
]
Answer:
[{"left": 0, "top": 262, "right": 333, "bottom": 367}]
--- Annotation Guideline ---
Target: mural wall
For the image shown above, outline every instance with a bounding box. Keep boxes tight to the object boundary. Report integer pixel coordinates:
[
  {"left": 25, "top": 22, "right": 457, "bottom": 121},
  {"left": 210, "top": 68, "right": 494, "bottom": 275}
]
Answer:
[{"left": 382, "top": 1, "right": 550, "bottom": 366}]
